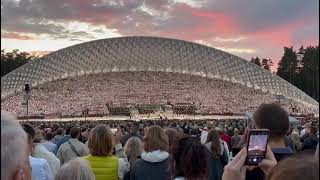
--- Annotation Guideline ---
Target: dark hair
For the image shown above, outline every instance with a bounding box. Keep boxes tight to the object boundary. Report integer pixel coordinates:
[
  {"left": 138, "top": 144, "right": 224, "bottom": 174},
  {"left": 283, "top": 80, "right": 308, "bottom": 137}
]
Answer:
[
  {"left": 172, "top": 137, "right": 208, "bottom": 180},
  {"left": 45, "top": 132, "right": 54, "bottom": 141},
  {"left": 56, "top": 128, "right": 64, "bottom": 135},
  {"left": 267, "top": 155, "right": 318, "bottom": 180},
  {"left": 66, "top": 126, "right": 73, "bottom": 135},
  {"left": 131, "top": 122, "right": 139, "bottom": 133},
  {"left": 21, "top": 123, "right": 35, "bottom": 140},
  {"left": 254, "top": 103, "right": 289, "bottom": 139},
  {"left": 70, "top": 127, "right": 80, "bottom": 139},
  {"left": 206, "top": 130, "right": 221, "bottom": 158},
  {"left": 310, "top": 126, "right": 318, "bottom": 135}
]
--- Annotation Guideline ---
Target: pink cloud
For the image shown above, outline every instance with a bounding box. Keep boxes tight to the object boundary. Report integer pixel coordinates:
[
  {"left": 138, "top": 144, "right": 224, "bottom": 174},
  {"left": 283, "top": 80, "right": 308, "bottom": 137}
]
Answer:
[{"left": 1, "top": 32, "right": 36, "bottom": 40}]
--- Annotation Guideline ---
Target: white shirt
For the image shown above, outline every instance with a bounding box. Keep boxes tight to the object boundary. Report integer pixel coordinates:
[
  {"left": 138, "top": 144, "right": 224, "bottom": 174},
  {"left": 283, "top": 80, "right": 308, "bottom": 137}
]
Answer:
[
  {"left": 29, "top": 156, "right": 53, "bottom": 180},
  {"left": 200, "top": 127, "right": 209, "bottom": 144},
  {"left": 300, "top": 129, "right": 306, "bottom": 137},
  {"left": 33, "top": 144, "right": 60, "bottom": 178}
]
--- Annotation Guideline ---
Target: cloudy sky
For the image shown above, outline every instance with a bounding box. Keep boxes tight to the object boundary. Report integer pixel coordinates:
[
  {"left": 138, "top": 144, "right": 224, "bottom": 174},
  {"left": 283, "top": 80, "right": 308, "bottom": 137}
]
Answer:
[{"left": 1, "top": 0, "right": 319, "bottom": 69}]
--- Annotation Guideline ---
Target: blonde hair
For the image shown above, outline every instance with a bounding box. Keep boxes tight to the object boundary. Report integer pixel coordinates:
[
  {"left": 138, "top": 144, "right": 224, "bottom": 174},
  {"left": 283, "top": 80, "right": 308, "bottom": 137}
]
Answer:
[
  {"left": 124, "top": 137, "right": 143, "bottom": 166},
  {"left": 143, "top": 125, "right": 169, "bottom": 152},
  {"left": 88, "top": 125, "right": 113, "bottom": 156},
  {"left": 33, "top": 128, "right": 44, "bottom": 143},
  {"left": 55, "top": 158, "right": 95, "bottom": 180}
]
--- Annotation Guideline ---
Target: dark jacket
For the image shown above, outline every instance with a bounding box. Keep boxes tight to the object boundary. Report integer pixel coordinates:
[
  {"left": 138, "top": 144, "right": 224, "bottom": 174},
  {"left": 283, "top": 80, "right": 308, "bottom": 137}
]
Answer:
[
  {"left": 303, "top": 135, "right": 319, "bottom": 151},
  {"left": 205, "top": 148, "right": 223, "bottom": 180},
  {"left": 130, "top": 151, "right": 170, "bottom": 180},
  {"left": 245, "top": 147, "right": 294, "bottom": 180}
]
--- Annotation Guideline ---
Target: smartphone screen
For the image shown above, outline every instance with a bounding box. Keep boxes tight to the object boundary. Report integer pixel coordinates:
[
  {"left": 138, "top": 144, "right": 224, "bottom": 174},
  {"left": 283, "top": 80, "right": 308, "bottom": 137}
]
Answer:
[{"left": 245, "top": 129, "right": 269, "bottom": 165}]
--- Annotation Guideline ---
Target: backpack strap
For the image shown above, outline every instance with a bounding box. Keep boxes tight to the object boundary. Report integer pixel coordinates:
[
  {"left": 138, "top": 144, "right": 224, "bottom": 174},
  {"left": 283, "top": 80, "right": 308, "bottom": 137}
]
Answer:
[{"left": 68, "top": 141, "right": 81, "bottom": 157}]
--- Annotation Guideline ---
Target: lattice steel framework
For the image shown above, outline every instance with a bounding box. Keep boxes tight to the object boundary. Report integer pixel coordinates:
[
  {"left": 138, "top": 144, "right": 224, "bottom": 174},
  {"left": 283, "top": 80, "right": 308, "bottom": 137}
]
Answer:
[{"left": 1, "top": 36, "right": 318, "bottom": 108}]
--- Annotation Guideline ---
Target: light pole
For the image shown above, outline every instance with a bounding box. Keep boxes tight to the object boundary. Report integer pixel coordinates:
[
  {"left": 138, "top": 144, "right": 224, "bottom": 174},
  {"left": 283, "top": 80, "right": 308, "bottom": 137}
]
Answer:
[{"left": 24, "top": 84, "right": 31, "bottom": 122}]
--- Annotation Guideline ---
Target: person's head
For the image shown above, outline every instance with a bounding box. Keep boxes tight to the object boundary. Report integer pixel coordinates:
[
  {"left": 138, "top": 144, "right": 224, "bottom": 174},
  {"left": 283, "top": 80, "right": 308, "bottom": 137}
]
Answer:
[
  {"left": 88, "top": 125, "right": 113, "bottom": 156},
  {"left": 66, "top": 126, "right": 73, "bottom": 135},
  {"left": 310, "top": 126, "right": 318, "bottom": 136},
  {"left": 70, "top": 127, "right": 81, "bottom": 139},
  {"left": 254, "top": 103, "right": 289, "bottom": 140},
  {"left": 21, "top": 123, "right": 35, "bottom": 150},
  {"left": 267, "top": 155, "right": 318, "bottom": 180},
  {"left": 172, "top": 137, "right": 208, "bottom": 179},
  {"left": 131, "top": 122, "right": 140, "bottom": 134},
  {"left": 234, "top": 128, "right": 239, "bottom": 136},
  {"left": 1, "top": 111, "right": 32, "bottom": 180},
  {"left": 143, "top": 125, "right": 169, "bottom": 152},
  {"left": 45, "top": 132, "right": 54, "bottom": 141},
  {"left": 206, "top": 130, "right": 221, "bottom": 158},
  {"left": 206, "top": 121, "right": 214, "bottom": 130},
  {"left": 124, "top": 137, "right": 143, "bottom": 165},
  {"left": 56, "top": 128, "right": 64, "bottom": 136},
  {"left": 33, "top": 129, "right": 44, "bottom": 143},
  {"left": 165, "top": 128, "right": 179, "bottom": 154},
  {"left": 55, "top": 158, "right": 95, "bottom": 180}
]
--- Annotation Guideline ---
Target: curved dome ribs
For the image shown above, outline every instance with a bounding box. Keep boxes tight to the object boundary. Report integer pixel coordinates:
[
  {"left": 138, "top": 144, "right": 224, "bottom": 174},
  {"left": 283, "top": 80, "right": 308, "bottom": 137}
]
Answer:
[{"left": 1, "top": 36, "right": 318, "bottom": 108}]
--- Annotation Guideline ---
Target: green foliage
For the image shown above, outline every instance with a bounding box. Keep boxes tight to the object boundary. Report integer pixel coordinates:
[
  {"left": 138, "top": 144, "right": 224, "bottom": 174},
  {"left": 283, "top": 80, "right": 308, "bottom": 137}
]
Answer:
[
  {"left": 1, "top": 49, "right": 37, "bottom": 77},
  {"left": 261, "top": 58, "right": 273, "bottom": 70},
  {"left": 276, "top": 46, "right": 319, "bottom": 101},
  {"left": 250, "top": 57, "right": 274, "bottom": 71},
  {"left": 250, "top": 57, "right": 261, "bottom": 66},
  {"left": 276, "top": 47, "right": 298, "bottom": 83}
]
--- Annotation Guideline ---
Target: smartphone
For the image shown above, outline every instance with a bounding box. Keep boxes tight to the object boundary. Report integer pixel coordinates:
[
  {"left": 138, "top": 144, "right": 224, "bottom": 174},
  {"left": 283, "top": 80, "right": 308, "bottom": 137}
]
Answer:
[
  {"left": 245, "top": 129, "right": 269, "bottom": 165},
  {"left": 111, "top": 128, "right": 118, "bottom": 135}
]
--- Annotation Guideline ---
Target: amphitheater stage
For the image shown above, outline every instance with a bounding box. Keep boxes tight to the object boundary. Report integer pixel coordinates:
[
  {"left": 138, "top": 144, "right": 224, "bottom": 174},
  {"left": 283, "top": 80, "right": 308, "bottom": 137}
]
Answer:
[{"left": 19, "top": 114, "right": 245, "bottom": 122}]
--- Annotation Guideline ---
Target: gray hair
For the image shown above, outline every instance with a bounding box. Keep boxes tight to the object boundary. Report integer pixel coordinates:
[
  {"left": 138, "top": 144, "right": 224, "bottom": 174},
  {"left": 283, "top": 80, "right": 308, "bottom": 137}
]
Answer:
[
  {"left": 124, "top": 137, "right": 143, "bottom": 166},
  {"left": 55, "top": 158, "right": 95, "bottom": 180},
  {"left": 1, "top": 111, "right": 28, "bottom": 180}
]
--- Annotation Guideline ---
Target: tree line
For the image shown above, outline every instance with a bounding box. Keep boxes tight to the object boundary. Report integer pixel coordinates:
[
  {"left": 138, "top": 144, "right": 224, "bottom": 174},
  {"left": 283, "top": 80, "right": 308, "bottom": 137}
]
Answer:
[
  {"left": 1, "top": 46, "right": 319, "bottom": 101},
  {"left": 1, "top": 49, "right": 37, "bottom": 77},
  {"left": 250, "top": 45, "right": 319, "bottom": 101}
]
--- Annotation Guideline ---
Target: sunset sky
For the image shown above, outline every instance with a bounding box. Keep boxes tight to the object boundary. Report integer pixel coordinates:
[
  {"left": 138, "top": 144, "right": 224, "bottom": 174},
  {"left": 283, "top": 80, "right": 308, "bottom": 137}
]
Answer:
[{"left": 1, "top": 0, "right": 319, "bottom": 70}]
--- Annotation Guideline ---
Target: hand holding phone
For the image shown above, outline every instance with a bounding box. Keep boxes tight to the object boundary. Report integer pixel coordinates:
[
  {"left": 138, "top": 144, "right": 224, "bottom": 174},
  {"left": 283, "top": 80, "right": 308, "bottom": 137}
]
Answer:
[{"left": 245, "top": 129, "right": 269, "bottom": 165}]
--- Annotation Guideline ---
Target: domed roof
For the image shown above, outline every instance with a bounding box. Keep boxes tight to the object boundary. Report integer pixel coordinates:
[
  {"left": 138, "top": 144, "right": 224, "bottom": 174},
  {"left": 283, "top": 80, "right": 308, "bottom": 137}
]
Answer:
[{"left": 1, "top": 36, "right": 318, "bottom": 108}]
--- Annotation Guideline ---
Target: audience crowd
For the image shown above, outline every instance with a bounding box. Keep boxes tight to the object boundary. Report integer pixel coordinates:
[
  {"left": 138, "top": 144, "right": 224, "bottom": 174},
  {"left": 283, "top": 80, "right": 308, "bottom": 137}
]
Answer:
[
  {"left": 1, "top": 103, "right": 319, "bottom": 180},
  {"left": 2, "top": 72, "right": 318, "bottom": 117}
]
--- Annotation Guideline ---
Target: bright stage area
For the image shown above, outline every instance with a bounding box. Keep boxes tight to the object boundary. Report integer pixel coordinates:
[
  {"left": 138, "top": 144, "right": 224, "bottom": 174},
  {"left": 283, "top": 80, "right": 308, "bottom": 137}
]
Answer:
[{"left": 19, "top": 114, "right": 245, "bottom": 122}]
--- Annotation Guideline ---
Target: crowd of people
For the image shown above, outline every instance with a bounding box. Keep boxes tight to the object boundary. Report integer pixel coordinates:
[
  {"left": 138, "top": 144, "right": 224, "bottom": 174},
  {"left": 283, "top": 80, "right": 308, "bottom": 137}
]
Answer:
[
  {"left": 2, "top": 72, "right": 318, "bottom": 117},
  {"left": 1, "top": 103, "right": 319, "bottom": 180}
]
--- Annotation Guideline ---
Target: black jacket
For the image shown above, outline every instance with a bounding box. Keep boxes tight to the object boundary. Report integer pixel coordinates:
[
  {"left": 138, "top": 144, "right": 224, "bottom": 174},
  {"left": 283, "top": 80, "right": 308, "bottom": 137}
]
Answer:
[{"left": 130, "top": 157, "right": 170, "bottom": 180}]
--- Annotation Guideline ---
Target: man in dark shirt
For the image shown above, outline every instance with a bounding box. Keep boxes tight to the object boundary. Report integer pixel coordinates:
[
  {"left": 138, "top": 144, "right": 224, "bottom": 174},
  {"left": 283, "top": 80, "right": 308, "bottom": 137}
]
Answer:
[
  {"left": 246, "top": 103, "right": 294, "bottom": 180},
  {"left": 121, "top": 122, "right": 143, "bottom": 146},
  {"left": 303, "top": 126, "right": 319, "bottom": 151}
]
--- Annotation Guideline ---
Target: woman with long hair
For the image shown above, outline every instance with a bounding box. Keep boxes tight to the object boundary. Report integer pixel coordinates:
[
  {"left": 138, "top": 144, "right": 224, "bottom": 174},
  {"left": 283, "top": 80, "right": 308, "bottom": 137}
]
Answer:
[
  {"left": 171, "top": 137, "right": 208, "bottom": 180},
  {"left": 130, "top": 125, "right": 171, "bottom": 180},
  {"left": 205, "top": 130, "right": 228, "bottom": 180},
  {"left": 124, "top": 137, "right": 143, "bottom": 167}
]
